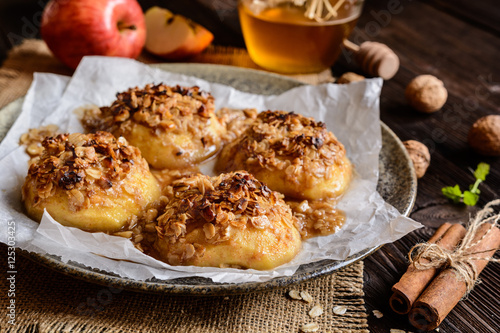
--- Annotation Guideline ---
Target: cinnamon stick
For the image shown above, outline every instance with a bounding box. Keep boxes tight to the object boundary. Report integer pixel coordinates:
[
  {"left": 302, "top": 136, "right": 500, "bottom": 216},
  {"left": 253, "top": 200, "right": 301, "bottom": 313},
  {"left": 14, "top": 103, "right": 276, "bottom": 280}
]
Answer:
[
  {"left": 409, "top": 223, "right": 500, "bottom": 331},
  {"left": 389, "top": 223, "right": 466, "bottom": 314}
]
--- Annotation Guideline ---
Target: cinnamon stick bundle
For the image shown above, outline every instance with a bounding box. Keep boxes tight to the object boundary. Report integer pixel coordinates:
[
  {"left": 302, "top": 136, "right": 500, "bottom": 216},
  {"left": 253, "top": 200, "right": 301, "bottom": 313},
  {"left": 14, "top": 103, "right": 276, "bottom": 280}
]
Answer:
[
  {"left": 389, "top": 223, "right": 466, "bottom": 314},
  {"left": 408, "top": 223, "right": 500, "bottom": 331}
]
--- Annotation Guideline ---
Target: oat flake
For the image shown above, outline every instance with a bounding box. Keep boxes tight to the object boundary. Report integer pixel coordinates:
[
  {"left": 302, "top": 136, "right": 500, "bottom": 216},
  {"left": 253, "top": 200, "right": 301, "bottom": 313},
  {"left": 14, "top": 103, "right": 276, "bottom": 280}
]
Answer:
[
  {"left": 300, "top": 291, "right": 313, "bottom": 303},
  {"left": 300, "top": 323, "right": 319, "bottom": 332},
  {"left": 289, "top": 290, "right": 302, "bottom": 300},
  {"left": 332, "top": 305, "right": 347, "bottom": 315},
  {"left": 308, "top": 305, "right": 323, "bottom": 318},
  {"left": 372, "top": 310, "right": 384, "bottom": 318}
]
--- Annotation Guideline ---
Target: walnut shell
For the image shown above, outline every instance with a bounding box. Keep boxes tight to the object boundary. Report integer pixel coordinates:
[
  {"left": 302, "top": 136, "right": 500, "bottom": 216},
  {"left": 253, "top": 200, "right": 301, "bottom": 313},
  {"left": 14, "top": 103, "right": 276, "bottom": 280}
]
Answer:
[
  {"left": 403, "top": 140, "right": 430, "bottom": 178},
  {"left": 405, "top": 75, "right": 447, "bottom": 113},
  {"left": 336, "top": 72, "right": 365, "bottom": 84},
  {"left": 468, "top": 115, "right": 500, "bottom": 156}
]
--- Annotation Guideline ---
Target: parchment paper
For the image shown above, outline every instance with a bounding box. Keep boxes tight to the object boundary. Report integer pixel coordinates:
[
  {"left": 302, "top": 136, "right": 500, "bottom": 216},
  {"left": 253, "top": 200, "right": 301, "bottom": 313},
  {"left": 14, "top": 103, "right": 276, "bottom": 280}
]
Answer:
[{"left": 0, "top": 57, "right": 422, "bottom": 283}]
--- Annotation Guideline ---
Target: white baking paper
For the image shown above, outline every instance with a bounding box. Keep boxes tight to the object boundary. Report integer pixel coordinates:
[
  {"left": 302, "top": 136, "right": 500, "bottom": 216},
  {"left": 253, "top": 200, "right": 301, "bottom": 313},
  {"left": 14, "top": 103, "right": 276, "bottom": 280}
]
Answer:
[{"left": 0, "top": 56, "right": 422, "bottom": 283}]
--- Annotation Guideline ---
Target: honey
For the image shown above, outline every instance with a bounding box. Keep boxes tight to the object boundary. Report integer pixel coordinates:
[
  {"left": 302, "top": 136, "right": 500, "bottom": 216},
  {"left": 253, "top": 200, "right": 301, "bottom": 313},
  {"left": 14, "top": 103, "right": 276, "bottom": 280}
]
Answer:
[{"left": 238, "top": 0, "right": 362, "bottom": 74}]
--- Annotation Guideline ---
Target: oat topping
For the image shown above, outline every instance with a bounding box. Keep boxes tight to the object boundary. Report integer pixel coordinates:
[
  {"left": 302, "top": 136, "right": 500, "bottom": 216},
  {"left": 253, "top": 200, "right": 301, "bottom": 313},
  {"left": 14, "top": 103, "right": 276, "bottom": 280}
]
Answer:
[
  {"left": 22, "top": 132, "right": 148, "bottom": 210},
  {"left": 156, "top": 171, "right": 291, "bottom": 240},
  {"left": 82, "top": 84, "right": 214, "bottom": 133},
  {"left": 241, "top": 111, "right": 345, "bottom": 170},
  {"left": 124, "top": 195, "right": 170, "bottom": 252}
]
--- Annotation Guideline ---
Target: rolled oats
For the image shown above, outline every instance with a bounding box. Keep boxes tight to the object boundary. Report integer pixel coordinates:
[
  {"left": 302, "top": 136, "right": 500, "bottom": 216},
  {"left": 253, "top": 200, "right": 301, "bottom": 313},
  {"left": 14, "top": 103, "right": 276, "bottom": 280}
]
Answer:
[
  {"left": 333, "top": 305, "right": 347, "bottom": 315},
  {"left": 300, "top": 323, "right": 319, "bottom": 332},
  {"left": 113, "top": 231, "right": 133, "bottom": 238},
  {"left": 308, "top": 305, "right": 323, "bottom": 318},
  {"left": 289, "top": 290, "right": 302, "bottom": 300},
  {"left": 300, "top": 291, "right": 313, "bottom": 303}
]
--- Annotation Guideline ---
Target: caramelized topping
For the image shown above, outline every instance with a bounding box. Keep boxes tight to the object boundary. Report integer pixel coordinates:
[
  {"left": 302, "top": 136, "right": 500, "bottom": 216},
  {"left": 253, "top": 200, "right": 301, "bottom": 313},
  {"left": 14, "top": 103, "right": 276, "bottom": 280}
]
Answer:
[
  {"left": 82, "top": 84, "right": 214, "bottom": 134},
  {"left": 155, "top": 171, "right": 294, "bottom": 245},
  {"left": 243, "top": 110, "right": 344, "bottom": 163},
  {"left": 23, "top": 132, "right": 147, "bottom": 209}
]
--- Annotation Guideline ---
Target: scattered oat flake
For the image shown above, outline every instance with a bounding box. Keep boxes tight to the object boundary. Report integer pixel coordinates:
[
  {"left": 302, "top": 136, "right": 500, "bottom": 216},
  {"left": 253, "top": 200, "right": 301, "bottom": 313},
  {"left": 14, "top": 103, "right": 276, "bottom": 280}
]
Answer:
[
  {"left": 289, "top": 290, "right": 302, "bottom": 300},
  {"left": 308, "top": 305, "right": 323, "bottom": 318},
  {"left": 390, "top": 329, "right": 406, "bottom": 333},
  {"left": 300, "top": 323, "right": 319, "bottom": 332},
  {"left": 372, "top": 310, "right": 384, "bottom": 318},
  {"left": 300, "top": 291, "right": 313, "bottom": 303},
  {"left": 333, "top": 305, "right": 347, "bottom": 315}
]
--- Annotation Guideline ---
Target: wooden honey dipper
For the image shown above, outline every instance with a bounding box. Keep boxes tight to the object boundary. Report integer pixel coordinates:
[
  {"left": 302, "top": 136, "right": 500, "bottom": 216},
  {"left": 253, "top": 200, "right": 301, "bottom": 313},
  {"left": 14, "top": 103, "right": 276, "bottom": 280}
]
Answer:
[{"left": 343, "top": 40, "right": 400, "bottom": 80}]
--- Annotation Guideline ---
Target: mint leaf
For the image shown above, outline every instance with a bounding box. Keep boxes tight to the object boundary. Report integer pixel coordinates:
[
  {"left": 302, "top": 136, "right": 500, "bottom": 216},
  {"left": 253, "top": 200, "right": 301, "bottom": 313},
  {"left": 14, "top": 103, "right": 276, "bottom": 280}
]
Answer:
[
  {"left": 474, "top": 162, "right": 490, "bottom": 181},
  {"left": 442, "top": 162, "right": 490, "bottom": 206},
  {"left": 463, "top": 191, "right": 479, "bottom": 206},
  {"left": 442, "top": 185, "right": 463, "bottom": 203}
]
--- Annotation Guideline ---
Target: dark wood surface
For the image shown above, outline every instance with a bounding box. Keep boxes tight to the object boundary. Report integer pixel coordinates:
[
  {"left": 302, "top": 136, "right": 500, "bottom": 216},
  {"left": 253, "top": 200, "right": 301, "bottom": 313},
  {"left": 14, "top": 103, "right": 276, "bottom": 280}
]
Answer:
[{"left": 1, "top": 0, "right": 499, "bottom": 332}]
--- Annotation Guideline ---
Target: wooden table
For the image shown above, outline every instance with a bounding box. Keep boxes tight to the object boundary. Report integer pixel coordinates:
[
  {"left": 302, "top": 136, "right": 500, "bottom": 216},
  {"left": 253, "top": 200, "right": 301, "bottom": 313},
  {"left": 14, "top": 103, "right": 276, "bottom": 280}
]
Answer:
[{"left": 1, "top": 0, "right": 499, "bottom": 332}]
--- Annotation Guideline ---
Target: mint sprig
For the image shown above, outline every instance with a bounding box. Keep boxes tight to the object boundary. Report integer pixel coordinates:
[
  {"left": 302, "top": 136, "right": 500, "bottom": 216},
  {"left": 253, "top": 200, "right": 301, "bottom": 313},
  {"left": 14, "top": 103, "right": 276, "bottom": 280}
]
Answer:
[{"left": 441, "top": 162, "right": 490, "bottom": 206}]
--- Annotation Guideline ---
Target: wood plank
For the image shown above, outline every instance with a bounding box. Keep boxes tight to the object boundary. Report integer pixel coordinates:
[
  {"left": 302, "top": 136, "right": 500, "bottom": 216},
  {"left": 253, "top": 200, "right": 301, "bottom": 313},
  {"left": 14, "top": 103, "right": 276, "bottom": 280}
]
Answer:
[
  {"left": 424, "top": 0, "right": 500, "bottom": 35},
  {"left": 354, "top": 1, "right": 500, "bottom": 332}
]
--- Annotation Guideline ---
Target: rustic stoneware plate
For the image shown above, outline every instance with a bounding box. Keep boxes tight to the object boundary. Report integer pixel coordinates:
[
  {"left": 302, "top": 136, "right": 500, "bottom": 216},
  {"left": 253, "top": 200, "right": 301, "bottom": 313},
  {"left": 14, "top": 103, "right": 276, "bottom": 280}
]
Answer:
[{"left": 0, "top": 63, "right": 417, "bottom": 295}]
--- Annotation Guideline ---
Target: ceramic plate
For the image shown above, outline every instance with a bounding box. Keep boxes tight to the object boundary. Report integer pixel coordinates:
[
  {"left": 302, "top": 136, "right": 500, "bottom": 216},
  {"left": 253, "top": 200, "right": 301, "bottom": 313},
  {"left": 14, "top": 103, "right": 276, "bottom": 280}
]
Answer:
[{"left": 1, "top": 64, "right": 417, "bottom": 295}]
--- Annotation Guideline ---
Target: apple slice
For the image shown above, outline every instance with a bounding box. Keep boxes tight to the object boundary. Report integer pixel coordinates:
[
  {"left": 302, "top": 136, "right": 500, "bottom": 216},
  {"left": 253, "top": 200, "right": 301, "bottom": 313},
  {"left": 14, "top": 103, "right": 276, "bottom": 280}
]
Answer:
[{"left": 145, "top": 6, "right": 214, "bottom": 60}]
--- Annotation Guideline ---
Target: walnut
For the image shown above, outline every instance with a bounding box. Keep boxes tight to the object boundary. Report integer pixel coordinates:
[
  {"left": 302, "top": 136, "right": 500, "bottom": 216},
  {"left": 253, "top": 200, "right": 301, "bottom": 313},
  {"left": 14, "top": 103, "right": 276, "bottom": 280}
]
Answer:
[
  {"left": 403, "top": 140, "right": 430, "bottom": 178},
  {"left": 336, "top": 72, "right": 365, "bottom": 84},
  {"left": 468, "top": 115, "right": 500, "bottom": 156},
  {"left": 405, "top": 75, "right": 447, "bottom": 113}
]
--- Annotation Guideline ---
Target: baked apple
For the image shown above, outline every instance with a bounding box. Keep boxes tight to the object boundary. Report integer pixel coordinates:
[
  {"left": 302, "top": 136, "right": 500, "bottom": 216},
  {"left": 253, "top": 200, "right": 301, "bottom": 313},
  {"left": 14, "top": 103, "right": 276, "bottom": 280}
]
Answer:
[
  {"left": 216, "top": 110, "right": 353, "bottom": 200},
  {"left": 154, "top": 171, "right": 302, "bottom": 270},
  {"left": 22, "top": 132, "right": 161, "bottom": 232},
  {"left": 82, "top": 84, "right": 225, "bottom": 170}
]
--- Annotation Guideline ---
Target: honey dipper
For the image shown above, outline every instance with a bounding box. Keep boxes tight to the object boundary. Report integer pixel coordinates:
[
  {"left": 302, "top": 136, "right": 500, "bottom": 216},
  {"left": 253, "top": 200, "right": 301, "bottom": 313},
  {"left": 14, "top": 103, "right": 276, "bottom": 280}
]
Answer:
[{"left": 343, "top": 40, "right": 400, "bottom": 80}]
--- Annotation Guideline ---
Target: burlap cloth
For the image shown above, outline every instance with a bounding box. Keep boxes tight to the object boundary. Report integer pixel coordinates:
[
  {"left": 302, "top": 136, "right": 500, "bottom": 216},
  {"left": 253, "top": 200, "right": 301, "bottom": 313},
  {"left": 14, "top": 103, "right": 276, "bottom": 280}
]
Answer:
[{"left": 0, "top": 40, "right": 368, "bottom": 333}]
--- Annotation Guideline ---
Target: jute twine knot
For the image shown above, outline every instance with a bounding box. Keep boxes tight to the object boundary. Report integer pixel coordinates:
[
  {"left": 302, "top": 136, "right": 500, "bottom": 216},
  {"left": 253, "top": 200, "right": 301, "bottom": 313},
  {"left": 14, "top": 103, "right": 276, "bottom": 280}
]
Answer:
[{"left": 408, "top": 199, "right": 500, "bottom": 295}]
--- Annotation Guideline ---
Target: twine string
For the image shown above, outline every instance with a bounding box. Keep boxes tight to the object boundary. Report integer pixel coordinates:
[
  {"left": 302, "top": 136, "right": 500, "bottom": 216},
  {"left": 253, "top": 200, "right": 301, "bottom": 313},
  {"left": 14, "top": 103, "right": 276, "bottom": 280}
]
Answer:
[{"left": 408, "top": 199, "right": 500, "bottom": 294}]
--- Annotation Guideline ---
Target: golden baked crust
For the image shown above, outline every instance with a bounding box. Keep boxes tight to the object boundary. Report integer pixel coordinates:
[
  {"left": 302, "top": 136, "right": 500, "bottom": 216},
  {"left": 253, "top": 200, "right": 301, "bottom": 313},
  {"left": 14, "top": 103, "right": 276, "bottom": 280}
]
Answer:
[
  {"left": 153, "top": 171, "right": 302, "bottom": 270},
  {"left": 82, "top": 84, "right": 225, "bottom": 169},
  {"left": 216, "top": 111, "right": 353, "bottom": 200},
  {"left": 22, "top": 132, "right": 161, "bottom": 232}
]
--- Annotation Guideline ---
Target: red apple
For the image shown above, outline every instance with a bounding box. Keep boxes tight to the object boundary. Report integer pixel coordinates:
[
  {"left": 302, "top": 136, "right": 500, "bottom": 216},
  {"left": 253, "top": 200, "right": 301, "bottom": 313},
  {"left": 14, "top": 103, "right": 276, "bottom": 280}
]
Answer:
[
  {"left": 41, "top": 0, "right": 146, "bottom": 69},
  {"left": 145, "top": 7, "right": 213, "bottom": 60}
]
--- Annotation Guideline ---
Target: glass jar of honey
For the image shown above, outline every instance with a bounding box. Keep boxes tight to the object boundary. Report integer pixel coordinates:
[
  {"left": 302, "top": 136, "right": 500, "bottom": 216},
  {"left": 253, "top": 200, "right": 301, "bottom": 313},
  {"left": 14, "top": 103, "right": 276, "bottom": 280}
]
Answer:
[{"left": 238, "top": 0, "right": 364, "bottom": 74}]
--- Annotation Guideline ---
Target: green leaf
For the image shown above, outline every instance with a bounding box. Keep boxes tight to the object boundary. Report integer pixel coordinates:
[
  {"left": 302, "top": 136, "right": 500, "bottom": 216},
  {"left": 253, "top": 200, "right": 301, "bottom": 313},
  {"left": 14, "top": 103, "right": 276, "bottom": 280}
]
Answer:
[
  {"left": 463, "top": 191, "right": 479, "bottom": 206},
  {"left": 442, "top": 185, "right": 463, "bottom": 203},
  {"left": 474, "top": 162, "right": 490, "bottom": 181}
]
